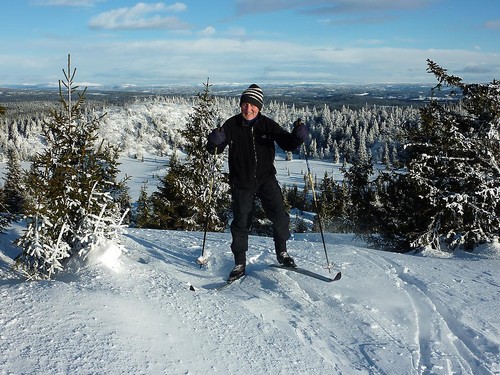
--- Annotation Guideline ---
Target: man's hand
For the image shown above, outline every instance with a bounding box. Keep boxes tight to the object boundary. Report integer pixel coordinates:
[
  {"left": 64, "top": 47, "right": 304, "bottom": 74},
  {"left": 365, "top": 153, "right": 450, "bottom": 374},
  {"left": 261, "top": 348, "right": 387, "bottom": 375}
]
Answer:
[
  {"left": 292, "top": 118, "right": 309, "bottom": 142},
  {"left": 208, "top": 128, "right": 225, "bottom": 145}
]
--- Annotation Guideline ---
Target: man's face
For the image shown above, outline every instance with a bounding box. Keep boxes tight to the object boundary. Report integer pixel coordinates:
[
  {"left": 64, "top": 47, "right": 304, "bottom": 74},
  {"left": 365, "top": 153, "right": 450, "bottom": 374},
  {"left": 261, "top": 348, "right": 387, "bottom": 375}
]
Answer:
[{"left": 240, "top": 102, "right": 259, "bottom": 121}]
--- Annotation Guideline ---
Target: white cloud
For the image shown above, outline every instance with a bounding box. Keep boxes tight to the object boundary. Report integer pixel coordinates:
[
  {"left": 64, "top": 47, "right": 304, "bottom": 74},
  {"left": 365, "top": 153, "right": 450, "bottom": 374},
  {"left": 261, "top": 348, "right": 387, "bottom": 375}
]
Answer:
[
  {"left": 2, "top": 34, "right": 498, "bottom": 86},
  {"left": 88, "top": 2, "right": 190, "bottom": 30},
  {"left": 85, "top": 38, "right": 498, "bottom": 84},
  {"left": 226, "top": 27, "right": 247, "bottom": 38},
  {"left": 199, "top": 26, "right": 216, "bottom": 37}
]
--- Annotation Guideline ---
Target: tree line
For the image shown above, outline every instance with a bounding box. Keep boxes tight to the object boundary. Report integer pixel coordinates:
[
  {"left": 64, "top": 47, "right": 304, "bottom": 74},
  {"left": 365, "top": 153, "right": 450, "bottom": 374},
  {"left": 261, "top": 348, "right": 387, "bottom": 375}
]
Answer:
[{"left": 1, "top": 85, "right": 420, "bottom": 165}]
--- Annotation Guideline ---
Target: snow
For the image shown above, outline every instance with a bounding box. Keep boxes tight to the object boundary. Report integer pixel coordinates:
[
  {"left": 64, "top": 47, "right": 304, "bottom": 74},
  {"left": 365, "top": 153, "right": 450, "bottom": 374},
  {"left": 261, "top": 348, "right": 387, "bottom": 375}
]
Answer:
[{"left": 1, "top": 157, "right": 499, "bottom": 375}]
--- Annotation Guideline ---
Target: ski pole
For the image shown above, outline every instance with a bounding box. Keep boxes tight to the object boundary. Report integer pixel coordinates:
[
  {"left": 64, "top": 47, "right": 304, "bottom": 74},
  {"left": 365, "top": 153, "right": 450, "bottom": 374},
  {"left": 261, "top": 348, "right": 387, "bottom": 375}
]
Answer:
[
  {"left": 197, "top": 147, "right": 218, "bottom": 267},
  {"left": 299, "top": 119, "right": 333, "bottom": 272}
]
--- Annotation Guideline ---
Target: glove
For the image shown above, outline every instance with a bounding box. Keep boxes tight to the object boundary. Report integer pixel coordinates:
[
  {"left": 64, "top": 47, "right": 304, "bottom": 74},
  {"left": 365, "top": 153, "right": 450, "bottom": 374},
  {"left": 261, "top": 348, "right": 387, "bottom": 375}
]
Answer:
[
  {"left": 292, "top": 119, "right": 309, "bottom": 142},
  {"left": 208, "top": 128, "right": 225, "bottom": 145}
]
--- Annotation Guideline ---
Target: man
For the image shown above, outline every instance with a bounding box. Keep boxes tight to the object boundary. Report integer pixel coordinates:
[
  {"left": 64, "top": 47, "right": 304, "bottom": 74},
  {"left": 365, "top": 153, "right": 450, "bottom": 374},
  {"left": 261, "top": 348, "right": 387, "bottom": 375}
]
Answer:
[{"left": 207, "top": 84, "right": 308, "bottom": 281}]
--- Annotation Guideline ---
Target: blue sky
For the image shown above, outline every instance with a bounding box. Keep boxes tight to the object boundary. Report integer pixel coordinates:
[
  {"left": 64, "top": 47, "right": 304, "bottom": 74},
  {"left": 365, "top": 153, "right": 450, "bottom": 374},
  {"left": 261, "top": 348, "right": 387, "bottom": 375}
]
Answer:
[{"left": 0, "top": 0, "right": 498, "bottom": 87}]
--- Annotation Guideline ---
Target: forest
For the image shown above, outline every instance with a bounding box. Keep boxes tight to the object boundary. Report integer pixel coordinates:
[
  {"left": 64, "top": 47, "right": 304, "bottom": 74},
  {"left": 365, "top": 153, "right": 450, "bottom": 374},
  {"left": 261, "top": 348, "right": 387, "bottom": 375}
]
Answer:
[{"left": 0, "top": 85, "right": 422, "bottom": 164}]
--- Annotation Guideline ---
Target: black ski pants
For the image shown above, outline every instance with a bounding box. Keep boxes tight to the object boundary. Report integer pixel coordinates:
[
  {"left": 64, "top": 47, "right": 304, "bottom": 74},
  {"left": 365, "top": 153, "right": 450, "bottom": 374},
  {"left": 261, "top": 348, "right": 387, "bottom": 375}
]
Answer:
[{"left": 230, "top": 177, "right": 290, "bottom": 265}]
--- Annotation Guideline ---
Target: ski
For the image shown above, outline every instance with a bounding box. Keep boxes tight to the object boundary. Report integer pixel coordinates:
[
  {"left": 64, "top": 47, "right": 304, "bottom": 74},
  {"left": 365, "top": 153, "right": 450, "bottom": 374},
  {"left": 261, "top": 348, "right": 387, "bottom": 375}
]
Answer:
[
  {"left": 270, "top": 264, "right": 341, "bottom": 282},
  {"left": 216, "top": 275, "right": 246, "bottom": 291},
  {"left": 201, "top": 275, "right": 246, "bottom": 291}
]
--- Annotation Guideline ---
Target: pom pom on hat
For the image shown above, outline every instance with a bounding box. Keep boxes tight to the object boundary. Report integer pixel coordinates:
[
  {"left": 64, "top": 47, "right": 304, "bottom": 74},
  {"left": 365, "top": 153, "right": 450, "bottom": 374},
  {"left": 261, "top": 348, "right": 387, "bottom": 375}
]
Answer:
[{"left": 240, "top": 84, "right": 264, "bottom": 110}]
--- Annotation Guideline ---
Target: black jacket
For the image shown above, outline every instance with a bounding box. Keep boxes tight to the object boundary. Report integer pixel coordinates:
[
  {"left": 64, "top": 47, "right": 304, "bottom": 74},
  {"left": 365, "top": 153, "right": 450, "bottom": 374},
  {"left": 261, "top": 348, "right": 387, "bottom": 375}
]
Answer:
[{"left": 208, "top": 113, "right": 303, "bottom": 189}]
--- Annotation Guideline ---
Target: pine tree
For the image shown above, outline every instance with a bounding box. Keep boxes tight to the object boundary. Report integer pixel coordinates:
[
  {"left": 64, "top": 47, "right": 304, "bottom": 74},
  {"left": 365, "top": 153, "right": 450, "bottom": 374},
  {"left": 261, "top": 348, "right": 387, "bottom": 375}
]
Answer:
[
  {"left": 114, "top": 179, "right": 132, "bottom": 226},
  {"left": 370, "top": 60, "right": 500, "bottom": 252},
  {"left": 14, "top": 55, "right": 127, "bottom": 279},
  {"left": 283, "top": 184, "right": 308, "bottom": 212},
  {"left": 2, "top": 147, "right": 25, "bottom": 218},
  {"left": 135, "top": 184, "right": 152, "bottom": 228},
  {"left": 0, "top": 188, "right": 9, "bottom": 233},
  {"left": 317, "top": 171, "right": 351, "bottom": 232},
  {"left": 342, "top": 158, "right": 375, "bottom": 235},
  {"left": 178, "top": 78, "right": 230, "bottom": 231},
  {"left": 405, "top": 60, "right": 500, "bottom": 251},
  {"left": 0, "top": 106, "right": 12, "bottom": 233},
  {"left": 151, "top": 79, "right": 230, "bottom": 231},
  {"left": 367, "top": 170, "right": 422, "bottom": 251},
  {"left": 151, "top": 149, "right": 187, "bottom": 229}
]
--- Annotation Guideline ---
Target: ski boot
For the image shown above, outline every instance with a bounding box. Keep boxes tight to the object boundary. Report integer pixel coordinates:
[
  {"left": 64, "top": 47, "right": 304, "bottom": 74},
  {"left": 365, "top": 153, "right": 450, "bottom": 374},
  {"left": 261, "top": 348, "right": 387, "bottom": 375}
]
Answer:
[
  {"left": 228, "top": 264, "right": 246, "bottom": 282},
  {"left": 277, "top": 252, "right": 297, "bottom": 268}
]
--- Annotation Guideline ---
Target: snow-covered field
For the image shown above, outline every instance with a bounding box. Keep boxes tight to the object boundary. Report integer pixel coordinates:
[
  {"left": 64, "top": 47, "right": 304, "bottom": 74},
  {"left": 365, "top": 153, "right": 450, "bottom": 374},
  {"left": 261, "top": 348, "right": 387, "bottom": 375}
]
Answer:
[{"left": 1, "top": 156, "right": 499, "bottom": 375}]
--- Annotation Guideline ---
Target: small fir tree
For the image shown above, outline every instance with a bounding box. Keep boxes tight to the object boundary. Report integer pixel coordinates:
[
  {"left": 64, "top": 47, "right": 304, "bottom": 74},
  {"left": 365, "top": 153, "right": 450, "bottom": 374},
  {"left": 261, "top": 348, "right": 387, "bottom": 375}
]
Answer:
[
  {"left": 317, "top": 172, "right": 352, "bottom": 233},
  {"left": 151, "top": 79, "right": 230, "bottom": 231},
  {"left": 151, "top": 150, "right": 187, "bottom": 229},
  {"left": 14, "top": 55, "right": 127, "bottom": 279},
  {"left": 341, "top": 158, "right": 375, "bottom": 235},
  {"left": 136, "top": 184, "right": 152, "bottom": 228}
]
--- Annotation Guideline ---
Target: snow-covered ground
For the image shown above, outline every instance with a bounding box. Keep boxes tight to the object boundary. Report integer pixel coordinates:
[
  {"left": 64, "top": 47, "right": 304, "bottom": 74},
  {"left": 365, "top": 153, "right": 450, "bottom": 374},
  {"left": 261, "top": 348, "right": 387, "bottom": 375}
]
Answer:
[{"left": 1, "top": 156, "right": 499, "bottom": 374}]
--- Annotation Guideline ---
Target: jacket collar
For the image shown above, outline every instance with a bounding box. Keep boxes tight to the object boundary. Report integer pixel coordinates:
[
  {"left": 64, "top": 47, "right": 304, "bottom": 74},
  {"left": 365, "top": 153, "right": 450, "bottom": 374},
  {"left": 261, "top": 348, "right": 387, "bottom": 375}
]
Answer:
[{"left": 241, "top": 112, "right": 261, "bottom": 127}]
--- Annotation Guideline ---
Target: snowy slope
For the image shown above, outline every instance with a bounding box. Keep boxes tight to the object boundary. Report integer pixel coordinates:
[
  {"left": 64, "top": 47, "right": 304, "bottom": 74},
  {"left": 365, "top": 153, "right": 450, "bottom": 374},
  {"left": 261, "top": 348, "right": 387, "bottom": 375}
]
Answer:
[
  {"left": 1, "top": 225, "right": 499, "bottom": 375},
  {"left": 1, "top": 151, "right": 499, "bottom": 374}
]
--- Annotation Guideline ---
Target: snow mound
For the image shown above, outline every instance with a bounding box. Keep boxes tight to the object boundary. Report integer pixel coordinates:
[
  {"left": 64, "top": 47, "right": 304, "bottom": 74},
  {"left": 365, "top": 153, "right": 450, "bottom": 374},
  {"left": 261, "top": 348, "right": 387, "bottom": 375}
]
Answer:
[{"left": 82, "top": 239, "right": 123, "bottom": 273}]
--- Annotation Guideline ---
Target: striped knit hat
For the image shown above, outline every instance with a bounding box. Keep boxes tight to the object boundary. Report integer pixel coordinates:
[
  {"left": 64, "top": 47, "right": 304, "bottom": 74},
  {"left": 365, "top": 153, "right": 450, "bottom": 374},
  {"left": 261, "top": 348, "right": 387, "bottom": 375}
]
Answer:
[{"left": 240, "top": 84, "right": 264, "bottom": 110}]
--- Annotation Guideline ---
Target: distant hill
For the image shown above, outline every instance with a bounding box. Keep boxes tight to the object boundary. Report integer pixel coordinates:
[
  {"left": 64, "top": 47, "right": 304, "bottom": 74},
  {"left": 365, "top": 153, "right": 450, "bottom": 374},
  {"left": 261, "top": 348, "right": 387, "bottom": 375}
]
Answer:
[{"left": 1, "top": 83, "right": 457, "bottom": 108}]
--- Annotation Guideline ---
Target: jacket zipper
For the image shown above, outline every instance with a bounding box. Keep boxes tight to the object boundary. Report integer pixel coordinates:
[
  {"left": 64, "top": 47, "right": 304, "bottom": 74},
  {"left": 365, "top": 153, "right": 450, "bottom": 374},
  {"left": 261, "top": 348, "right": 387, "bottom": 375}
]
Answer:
[{"left": 251, "top": 126, "right": 258, "bottom": 185}]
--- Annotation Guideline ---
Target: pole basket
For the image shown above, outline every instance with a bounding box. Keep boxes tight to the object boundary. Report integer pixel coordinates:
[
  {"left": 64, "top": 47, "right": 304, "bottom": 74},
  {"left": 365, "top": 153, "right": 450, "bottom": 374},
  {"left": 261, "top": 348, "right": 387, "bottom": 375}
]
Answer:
[
  {"left": 323, "top": 262, "right": 336, "bottom": 272},
  {"left": 196, "top": 256, "right": 209, "bottom": 267}
]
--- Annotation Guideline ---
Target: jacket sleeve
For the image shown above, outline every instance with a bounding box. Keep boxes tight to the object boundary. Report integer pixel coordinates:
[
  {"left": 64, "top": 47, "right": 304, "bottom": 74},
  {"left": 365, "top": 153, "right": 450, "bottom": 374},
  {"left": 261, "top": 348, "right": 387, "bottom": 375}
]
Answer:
[{"left": 268, "top": 118, "right": 303, "bottom": 151}]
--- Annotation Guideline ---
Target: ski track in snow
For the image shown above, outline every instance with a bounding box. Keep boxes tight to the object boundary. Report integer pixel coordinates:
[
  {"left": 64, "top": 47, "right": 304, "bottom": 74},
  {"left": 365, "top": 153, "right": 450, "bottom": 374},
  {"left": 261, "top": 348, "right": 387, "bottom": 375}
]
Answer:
[
  {"left": 1, "top": 227, "right": 499, "bottom": 375},
  {"left": 358, "top": 248, "right": 499, "bottom": 375}
]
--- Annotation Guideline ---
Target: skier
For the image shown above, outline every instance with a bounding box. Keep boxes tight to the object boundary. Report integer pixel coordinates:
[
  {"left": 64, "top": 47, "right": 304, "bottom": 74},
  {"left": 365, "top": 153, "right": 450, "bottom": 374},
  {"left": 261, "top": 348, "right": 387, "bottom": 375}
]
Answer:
[{"left": 207, "top": 84, "right": 309, "bottom": 281}]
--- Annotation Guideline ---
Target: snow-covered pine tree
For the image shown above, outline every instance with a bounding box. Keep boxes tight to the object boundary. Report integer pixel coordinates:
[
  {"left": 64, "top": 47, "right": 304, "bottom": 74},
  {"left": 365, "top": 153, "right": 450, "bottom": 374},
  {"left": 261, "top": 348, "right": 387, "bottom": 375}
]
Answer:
[
  {"left": 0, "top": 106, "right": 13, "bottom": 233},
  {"left": 14, "top": 55, "right": 127, "bottom": 279},
  {"left": 2, "top": 147, "right": 25, "bottom": 217},
  {"left": 0, "top": 189, "right": 9, "bottom": 234},
  {"left": 152, "top": 79, "right": 230, "bottom": 231},
  {"left": 407, "top": 60, "right": 500, "bottom": 251},
  {"left": 178, "top": 79, "right": 230, "bottom": 231},
  {"left": 372, "top": 60, "right": 500, "bottom": 252}
]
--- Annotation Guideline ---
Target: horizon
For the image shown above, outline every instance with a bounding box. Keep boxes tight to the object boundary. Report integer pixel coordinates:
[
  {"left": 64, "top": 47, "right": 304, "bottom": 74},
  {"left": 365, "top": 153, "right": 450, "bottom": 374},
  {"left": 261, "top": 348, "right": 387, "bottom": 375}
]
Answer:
[
  {"left": 1, "top": 1, "right": 499, "bottom": 87},
  {"left": 0, "top": 81, "right": 461, "bottom": 108},
  {"left": 1, "top": 81, "right": 441, "bottom": 90}
]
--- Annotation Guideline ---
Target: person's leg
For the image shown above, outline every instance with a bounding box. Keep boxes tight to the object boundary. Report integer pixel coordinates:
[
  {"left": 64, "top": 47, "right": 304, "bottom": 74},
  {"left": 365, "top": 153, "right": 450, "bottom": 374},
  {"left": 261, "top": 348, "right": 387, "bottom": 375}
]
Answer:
[
  {"left": 230, "top": 187, "right": 254, "bottom": 266},
  {"left": 257, "top": 178, "right": 292, "bottom": 260}
]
